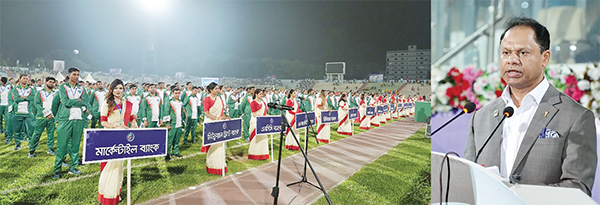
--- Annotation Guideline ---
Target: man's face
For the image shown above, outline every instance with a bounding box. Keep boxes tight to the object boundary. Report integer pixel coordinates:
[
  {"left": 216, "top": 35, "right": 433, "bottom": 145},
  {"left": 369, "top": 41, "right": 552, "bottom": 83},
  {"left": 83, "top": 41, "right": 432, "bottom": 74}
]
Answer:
[
  {"left": 499, "top": 26, "right": 550, "bottom": 91},
  {"left": 68, "top": 71, "right": 79, "bottom": 83},
  {"left": 148, "top": 85, "right": 156, "bottom": 94},
  {"left": 19, "top": 76, "right": 29, "bottom": 85},
  {"left": 173, "top": 90, "right": 181, "bottom": 99},
  {"left": 46, "top": 80, "right": 55, "bottom": 89},
  {"left": 130, "top": 87, "right": 138, "bottom": 95},
  {"left": 159, "top": 83, "right": 165, "bottom": 89},
  {"left": 192, "top": 88, "right": 199, "bottom": 95},
  {"left": 97, "top": 83, "right": 103, "bottom": 90}
]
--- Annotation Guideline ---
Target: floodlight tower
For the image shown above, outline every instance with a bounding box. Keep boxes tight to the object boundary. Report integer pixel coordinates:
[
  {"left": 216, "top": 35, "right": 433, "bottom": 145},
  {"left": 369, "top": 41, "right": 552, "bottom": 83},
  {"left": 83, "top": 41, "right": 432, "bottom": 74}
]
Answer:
[{"left": 139, "top": 0, "right": 168, "bottom": 75}]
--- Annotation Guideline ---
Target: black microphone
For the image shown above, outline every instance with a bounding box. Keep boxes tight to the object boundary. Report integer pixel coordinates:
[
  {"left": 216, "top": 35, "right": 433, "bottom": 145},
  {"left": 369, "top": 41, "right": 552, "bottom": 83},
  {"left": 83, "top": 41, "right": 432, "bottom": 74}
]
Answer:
[
  {"left": 431, "top": 102, "right": 476, "bottom": 136},
  {"left": 474, "top": 106, "right": 514, "bottom": 163},
  {"left": 268, "top": 102, "right": 293, "bottom": 111}
]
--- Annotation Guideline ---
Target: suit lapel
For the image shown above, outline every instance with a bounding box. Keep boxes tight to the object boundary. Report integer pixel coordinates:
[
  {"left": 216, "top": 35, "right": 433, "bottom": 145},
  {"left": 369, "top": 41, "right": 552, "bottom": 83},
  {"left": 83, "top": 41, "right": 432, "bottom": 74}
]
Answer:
[
  {"left": 511, "top": 86, "right": 561, "bottom": 174},
  {"left": 477, "top": 100, "right": 505, "bottom": 167}
]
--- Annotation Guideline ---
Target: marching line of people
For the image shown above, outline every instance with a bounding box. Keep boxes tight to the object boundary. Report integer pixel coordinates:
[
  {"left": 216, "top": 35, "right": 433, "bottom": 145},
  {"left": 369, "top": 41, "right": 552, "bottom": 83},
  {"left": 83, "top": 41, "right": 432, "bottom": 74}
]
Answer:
[
  {"left": 0, "top": 69, "right": 422, "bottom": 205},
  {"left": 1, "top": 70, "right": 422, "bottom": 179}
]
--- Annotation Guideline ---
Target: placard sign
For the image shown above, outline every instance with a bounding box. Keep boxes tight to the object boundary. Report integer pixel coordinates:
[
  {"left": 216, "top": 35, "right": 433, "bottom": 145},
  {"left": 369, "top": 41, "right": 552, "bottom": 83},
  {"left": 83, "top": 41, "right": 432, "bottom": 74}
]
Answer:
[
  {"left": 203, "top": 118, "right": 243, "bottom": 146},
  {"left": 348, "top": 108, "right": 358, "bottom": 119},
  {"left": 383, "top": 105, "right": 389, "bottom": 113},
  {"left": 376, "top": 106, "right": 384, "bottom": 115},
  {"left": 366, "top": 107, "right": 376, "bottom": 116},
  {"left": 256, "top": 116, "right": 283, "bottom": 135},
  {"left": 307, "top": 112, "right": 316, "bottom": 125},
  {"left": 83, "top": 128, "right": 168, "bottom": 164},
  {"left": 296, "top": 112, "right": 316, "bottom": 128},
  {"left": 391, "top": 104, "right": 396, "bottom": 112},
  {"left": 296, "top": 113, "right": 308, "bottom": 128},
  {"left": 320, "top": 110, "right": 338, "bottom": 124}
]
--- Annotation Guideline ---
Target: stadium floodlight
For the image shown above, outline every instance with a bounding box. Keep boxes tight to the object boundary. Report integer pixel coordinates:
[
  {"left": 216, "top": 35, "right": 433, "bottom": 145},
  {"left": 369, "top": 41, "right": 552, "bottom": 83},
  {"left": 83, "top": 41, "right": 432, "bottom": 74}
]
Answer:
[{"left": 139, "top": 0, "right": 168, "bottom": 13}]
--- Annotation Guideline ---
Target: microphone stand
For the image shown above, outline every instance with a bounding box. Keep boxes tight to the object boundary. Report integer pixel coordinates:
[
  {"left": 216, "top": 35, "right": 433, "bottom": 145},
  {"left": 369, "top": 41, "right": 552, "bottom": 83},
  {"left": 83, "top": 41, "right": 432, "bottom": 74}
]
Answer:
[
  {"left": 271, "top": 106, "right": 333, "bottom": 205},
  {"left": 474, "top": 112, "right": 509, "bottom": 163},
  {"left": 287, "top": 98, "right": 319, "bottom": 189},
  {"left": 431, "top": 110, "right": 465, "bottom": 136}
]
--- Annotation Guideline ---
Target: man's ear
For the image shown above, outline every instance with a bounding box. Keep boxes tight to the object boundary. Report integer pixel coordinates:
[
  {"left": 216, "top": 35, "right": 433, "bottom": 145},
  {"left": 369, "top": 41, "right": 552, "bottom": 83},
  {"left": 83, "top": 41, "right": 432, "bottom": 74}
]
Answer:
[{"left": 541, "top": 49, "right": 551, "bottom": 68}]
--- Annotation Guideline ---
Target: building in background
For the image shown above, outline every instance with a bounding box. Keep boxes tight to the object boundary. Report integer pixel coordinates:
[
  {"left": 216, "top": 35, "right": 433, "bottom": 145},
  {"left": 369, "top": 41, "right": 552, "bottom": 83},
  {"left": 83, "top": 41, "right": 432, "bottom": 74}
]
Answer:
[{"left": 385, "top": 45, "right": 430, "bottom": 81}]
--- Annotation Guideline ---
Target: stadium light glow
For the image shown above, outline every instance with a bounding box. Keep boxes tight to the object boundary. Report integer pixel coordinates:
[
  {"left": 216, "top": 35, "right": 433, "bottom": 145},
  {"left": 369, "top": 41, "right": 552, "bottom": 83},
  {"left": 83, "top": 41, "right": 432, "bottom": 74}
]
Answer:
[{"left": 139, "top": 0, "right": 168, "bottom": 13}]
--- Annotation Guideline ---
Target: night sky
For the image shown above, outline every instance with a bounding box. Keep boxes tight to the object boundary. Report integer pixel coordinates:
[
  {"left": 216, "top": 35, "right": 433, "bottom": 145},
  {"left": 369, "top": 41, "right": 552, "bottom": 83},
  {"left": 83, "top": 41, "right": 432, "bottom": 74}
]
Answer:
[{"left": 0, "top": 0, "right": 430, "bottom": 79}]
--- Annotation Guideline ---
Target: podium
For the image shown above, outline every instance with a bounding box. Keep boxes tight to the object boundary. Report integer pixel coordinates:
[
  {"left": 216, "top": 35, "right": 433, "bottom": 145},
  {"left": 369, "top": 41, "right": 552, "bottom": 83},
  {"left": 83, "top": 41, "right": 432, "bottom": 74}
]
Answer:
[{"left": 431, "top": 151, "right": 597, "bottom": 205}]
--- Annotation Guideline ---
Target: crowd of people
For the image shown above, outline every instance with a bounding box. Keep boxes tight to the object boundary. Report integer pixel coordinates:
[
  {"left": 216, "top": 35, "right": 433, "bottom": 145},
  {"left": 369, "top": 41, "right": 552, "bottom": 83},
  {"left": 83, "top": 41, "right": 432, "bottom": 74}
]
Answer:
[{"left": 0, "top": 67, "right": 424, "bottom": 204}]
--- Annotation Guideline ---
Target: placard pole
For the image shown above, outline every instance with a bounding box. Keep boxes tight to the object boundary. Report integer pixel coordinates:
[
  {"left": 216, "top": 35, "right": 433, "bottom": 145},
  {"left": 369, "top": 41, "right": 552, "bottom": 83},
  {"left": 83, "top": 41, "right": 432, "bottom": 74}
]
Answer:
[
  {"left": 127, "top": 159, "right": 131, "bottom": 205},
  {"left": 223, "top": 142, "right": 226, "bottom": 177},
  {"left": 270, "top": 134, "right": 274, "bottom": 163}
]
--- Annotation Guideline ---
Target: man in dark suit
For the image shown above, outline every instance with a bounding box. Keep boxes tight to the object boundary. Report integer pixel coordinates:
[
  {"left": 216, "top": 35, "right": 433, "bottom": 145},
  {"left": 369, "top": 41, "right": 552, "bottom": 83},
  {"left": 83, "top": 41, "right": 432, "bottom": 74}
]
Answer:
[{"left": 464, "top": 17, "right": 597, "bottom": 195}]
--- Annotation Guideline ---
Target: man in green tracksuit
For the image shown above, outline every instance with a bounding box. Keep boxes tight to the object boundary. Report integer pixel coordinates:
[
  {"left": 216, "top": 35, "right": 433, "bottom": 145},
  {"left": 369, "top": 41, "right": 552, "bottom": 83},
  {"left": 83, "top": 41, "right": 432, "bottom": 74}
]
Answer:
[
  {"left": 53, "top": 68, "right": 90, "bottom": 179},
  {"left": 270, "top": 90, "right": 280, "bottom": 115},
  {"left": 239, "top": 87, "right": 254, "bottom": 141},
  {"left": 140, "top": 83, "right": 162, "bottom": 128},
  {"left": 162, "top": 88, "right": 184, "bottom": 161},
  {"left": 327, "top": 92, "right": 338, "bottom": 110},
  {"left": 349, "top": 91, "right": 358, "bottom": 108},
  {"left": 89, "top": 81, "right": 105, "bottom": 128},
  {"left": 1, "top": 77, "right": 12, "bottom": 143},
  {"left": 182, "top": 86, "right": 199, "bottom": 144},
  {"left": 29, "top": 77, "right": 57, "bottom": 157},
  {"left": 8, "top": 74, "right": 35, "bottom": 151},
  {"left": 226, "top": 89, "right": 240, "bottom": 118},
  {"left": 301, "top": 89, "right": 313, "bottom": 112}
]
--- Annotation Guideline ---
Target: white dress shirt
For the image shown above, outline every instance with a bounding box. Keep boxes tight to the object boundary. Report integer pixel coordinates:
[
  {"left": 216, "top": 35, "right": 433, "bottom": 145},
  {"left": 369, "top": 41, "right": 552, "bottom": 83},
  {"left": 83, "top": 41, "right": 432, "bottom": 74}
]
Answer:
[{"left": 500, "top": 78, "right": 549, "bottom": 179}]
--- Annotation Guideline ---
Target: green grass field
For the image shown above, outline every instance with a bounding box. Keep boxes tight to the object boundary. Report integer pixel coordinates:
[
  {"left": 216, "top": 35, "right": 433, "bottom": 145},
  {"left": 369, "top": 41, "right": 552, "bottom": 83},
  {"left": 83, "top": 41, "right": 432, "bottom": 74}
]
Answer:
[
  {"left": 313, "top": 128, "right": 431, "bottom": 205},
  {"left": 0, "top": 118, "right": 407, "bottom": 205}
]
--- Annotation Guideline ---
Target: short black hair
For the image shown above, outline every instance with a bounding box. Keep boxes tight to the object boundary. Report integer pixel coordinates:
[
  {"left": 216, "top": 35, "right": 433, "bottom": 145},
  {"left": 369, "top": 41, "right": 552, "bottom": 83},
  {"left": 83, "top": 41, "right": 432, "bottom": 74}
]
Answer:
[
  {"left": 1, "top": 77, "right": 6, "bottom": 84},
  {"left": 46, "top": 77, "right": 56, "bottom": 82},
  {"left": 500, "top": 17, "right": 550, "bottom": 53},
  {"left": 68, "top": 67, "right": 79, "bottom": 73}
]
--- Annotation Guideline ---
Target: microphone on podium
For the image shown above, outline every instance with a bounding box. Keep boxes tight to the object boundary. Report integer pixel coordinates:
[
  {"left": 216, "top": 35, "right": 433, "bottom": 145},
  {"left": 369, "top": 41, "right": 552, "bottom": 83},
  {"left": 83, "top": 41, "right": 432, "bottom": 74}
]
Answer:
[
  {"left": 431, "top": 102, "right": 476, "bottom": 136},
  {"left": 474, "top": 106, "right": 514, "bottom": 163}
]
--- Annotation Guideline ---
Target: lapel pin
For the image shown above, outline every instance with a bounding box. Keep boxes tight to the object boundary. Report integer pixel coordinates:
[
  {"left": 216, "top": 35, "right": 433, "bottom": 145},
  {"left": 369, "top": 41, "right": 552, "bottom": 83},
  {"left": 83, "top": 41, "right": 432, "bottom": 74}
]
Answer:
[
  {"left": 494, "top": 110, "right": 499, "bottom": 117},
  {"left": 544, "top": 111, "right": 549, "bottom": 118}
]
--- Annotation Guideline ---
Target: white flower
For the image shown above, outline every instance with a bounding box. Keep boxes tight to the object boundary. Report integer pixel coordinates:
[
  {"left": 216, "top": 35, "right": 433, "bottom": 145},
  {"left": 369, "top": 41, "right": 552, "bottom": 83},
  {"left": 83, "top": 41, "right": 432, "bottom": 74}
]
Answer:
[
  {"left": 578, "top": 80, "right": 591, "bottom": 91},
  {"left": 547, "top": 69, "right": 559, "bottom": 79},
  {"left": 486, "top": 63, "right": 498, "bottom": 73},
  {"left": 590, "top": 81, "right": 600, "bottom": 100},
  {"left": 435, "top": 82, "right": 452, "bottom": 105},
  {"left": 580, "top": 94, "right": 592, "bottom": 108},
  {"left": 592, "top": 100, "right": 600, "bottom": 114},
  {"left": 473, "top": 76, "right": 488, "bottom": 95},
  {"left": 487, "top": 72, "right": 501, "bottom": 88},
  {"left": 559, "top": 65, "right": 572, "bottom": 78},
  {"left": 484, "top": 90, "right": 498, "bottom": 101},
  {"left": 588, "top": 67, "right": 600, "bottom": 81},
  {"left": 431, "top": 67, "right": 446, "bottom": 83}
]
